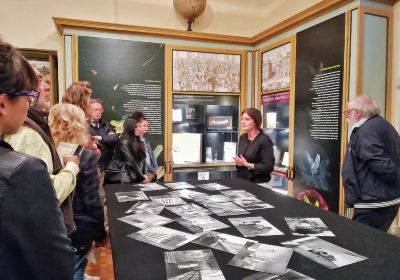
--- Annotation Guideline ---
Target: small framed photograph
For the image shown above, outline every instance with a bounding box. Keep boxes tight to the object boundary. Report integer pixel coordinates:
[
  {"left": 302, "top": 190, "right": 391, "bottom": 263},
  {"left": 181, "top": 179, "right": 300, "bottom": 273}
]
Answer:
[{"left": 207, "top": 116, "right": 233, "bottom": 130}]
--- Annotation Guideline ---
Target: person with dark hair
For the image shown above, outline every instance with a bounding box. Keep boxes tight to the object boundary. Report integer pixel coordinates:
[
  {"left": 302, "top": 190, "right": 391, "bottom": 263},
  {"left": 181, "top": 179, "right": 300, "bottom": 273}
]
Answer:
[
  {"left": 0, "top": 40, "right": 74, "bottom": 279},
  {"left": 131, "top": 110, "right": 158, "bottom": 182},
  {"left": 342, "top": 95, "right": 400, "bottom": 231},
  {"left": 107, "top": 118, "right": 150, "bottom": 183},
  {"left": 234, "top": 108, "right": 275, "bottom": 183}
]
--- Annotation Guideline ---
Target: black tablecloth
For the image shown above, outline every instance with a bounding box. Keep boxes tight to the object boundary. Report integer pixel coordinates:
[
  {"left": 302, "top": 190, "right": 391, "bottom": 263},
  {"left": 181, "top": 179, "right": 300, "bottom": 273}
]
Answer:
[{"left": 105, "top": 178, "right": 400, "bottom": 280}]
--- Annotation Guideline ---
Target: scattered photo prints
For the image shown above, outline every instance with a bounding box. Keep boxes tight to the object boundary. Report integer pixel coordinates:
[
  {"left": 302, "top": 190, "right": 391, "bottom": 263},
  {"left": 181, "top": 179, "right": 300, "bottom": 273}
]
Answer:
[
  {"left": 150, "top": 195, "right": 187, "bottom": 206},
  {"left": 165, "top": 182, "right": 197, "bottom": 190},
  {"left": 197, "top": 183, "right": 231, "bottom": 191},
  {"left": 193, "top": 194, "right": 232, "bottom": 205},
  {"left": 166, "top": 203, "right": 211, "bottom": 218},
  {"left": 242, "top": 269, "right": 315, "bottom": 280},
  {"left": 281, "top": 236, "right": 368, "bottom": 269},
  {"left": 220, "top": 190, "right": 256, "bottom": 199},
  {"left": 127, "top": 226, "right": 203, "bottom": 250},
  {"left": 233, "top": 197, "right": 274, "bottom": 210},
  {"left": 169, "top": 189, "right": 208, "bottom": 200},
  {"left": 228, "top": 242, "right": 293, "bottom": 275},
  {"left": 136, "top": 182, "right": 167, "bottom": 191},
  {"left": 228, "top": 217, "right": 284, "bottom": 237},
  {"left": 115, "top": 191, "right": 148, "bottom": 202},
  {"left": 165, "top": 249, "right": 226, "bottom": 280},
  {"left": 205, "top": 202, "right": 250, "bottom": 216},
  {"left": 284, "top": 218, "right": 335, "bottom": 237},
  {"left": 193, "top": 231, "right": 257, "bottom": 254},
  {"left": 125, "top": 201, "right": 164, "bottom": 214},
  {"left": 177, "top": 215, "right": 230, "bottom": 233},
  {"left": 118, "top": 212, "right": 173, "bottom": 229}
]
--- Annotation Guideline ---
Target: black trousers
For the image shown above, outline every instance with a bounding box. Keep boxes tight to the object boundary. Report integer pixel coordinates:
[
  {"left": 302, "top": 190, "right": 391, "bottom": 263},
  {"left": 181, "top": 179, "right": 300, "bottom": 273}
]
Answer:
[{"left": 353, "top": 205, "right": 400, "bottom": 232}]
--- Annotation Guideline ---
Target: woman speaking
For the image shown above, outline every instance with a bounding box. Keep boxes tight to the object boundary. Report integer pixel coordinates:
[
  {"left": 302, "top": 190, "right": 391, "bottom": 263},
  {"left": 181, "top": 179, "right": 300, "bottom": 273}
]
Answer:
[{"left": 234, "top": 108, "right": 275, "bottom": 183}]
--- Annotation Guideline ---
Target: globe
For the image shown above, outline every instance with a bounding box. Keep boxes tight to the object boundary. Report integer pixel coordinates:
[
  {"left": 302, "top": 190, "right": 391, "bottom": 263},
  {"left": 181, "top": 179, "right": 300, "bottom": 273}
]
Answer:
[{"left": 173, "top": 0, "right": 207, "bottom": 31}]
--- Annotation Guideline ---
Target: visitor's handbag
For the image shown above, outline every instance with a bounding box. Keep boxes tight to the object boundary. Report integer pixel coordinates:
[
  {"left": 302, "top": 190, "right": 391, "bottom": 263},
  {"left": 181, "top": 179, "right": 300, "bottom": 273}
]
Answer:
[{"left": 105, "top": 159, "right": 132, "bottom": 184}]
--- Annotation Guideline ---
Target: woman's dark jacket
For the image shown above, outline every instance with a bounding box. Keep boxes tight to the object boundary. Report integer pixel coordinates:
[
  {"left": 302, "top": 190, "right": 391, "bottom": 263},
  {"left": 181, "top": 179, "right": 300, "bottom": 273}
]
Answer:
[
  {"left": 236, "top": 131, "right": 275, "bottom": 183},
  {"left": 69, "top": 148, "right": 105, "bottom": 254},
  {"left": 0, "top": 140, "right": 74, "bottom": 279}
]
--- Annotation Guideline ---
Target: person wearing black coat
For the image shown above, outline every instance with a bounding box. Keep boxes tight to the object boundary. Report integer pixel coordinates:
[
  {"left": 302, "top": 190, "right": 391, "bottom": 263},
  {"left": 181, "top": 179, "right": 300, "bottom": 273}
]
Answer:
[
  {"left": 235, "top": 108, "right": 275, "bottom": 183},
  {"left": 0, "top": 40, "right": 74, "bottom": 280},
  {"left": 342, "top": 95, "right": 400, "bottom": 231}
]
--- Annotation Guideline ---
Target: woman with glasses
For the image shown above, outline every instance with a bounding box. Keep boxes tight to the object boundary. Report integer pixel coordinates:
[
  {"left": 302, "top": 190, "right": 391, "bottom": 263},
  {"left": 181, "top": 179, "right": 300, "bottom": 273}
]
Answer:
[{"left": 0, "top": 40, "right": 74, "bottom": 279}]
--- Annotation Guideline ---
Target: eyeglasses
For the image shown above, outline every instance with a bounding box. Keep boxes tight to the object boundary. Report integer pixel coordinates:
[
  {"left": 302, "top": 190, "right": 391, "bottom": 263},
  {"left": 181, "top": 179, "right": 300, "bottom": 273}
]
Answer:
[
  {"left": 1, "top": 89, "right": 40, "bottom": 107},
  {"left": 343, "top": 109, "right": 356, "bottom": 116}
]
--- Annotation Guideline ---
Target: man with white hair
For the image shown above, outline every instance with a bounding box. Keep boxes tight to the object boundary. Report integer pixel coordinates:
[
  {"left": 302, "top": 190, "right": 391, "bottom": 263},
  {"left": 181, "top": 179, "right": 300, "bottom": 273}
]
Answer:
[{"left": 342, "top": 95, "right": 400, "bottom": 231}]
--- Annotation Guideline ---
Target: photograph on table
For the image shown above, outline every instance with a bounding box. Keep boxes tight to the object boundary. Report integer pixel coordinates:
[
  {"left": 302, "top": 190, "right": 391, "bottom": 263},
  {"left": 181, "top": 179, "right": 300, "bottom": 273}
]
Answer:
[
  {"left": 193, "top": 231, "right": 257, "bottom": 254},
  {"left": 284, "top": 217, "right": 335, "bottom": 237},
  {"left": 166, "top": 203, "right": 212, "bottom": 218},
  {"left": 169, "top": 189, "right": 208, "bottom": 200},
  {"left": 165, "top": 249, "right": 226, "bottom": 280},
  {"left": 172, "top": 49, "right": 241, "bottom": 93},
  {"left": 261, "top": 42, "right": 291, "bottom": 92},
  {"left": 150, "top": 195, "right": 188, "bottom": 206},
  {"left": 233, "top": 197, "right": 274, "bottom": 210},
  {"left": 177, "top": 215, "right": 230, "bottom": 233},
  {"left": 196, "top": 182, "right": 231, "bottom": 191},
  {"left": 220, "top": 190, "right": 257, "bottom": 199},
  {"left": 118, "top": 212, "right": 173, "bottom": 229},
  {"left": 136, "top": 182, "right": 167, "bottom": 191},
  {"left": 128, "top": 225, "right": 204, "bottom": 250},
  {"left": 243, "top": 269, "right": 315, "bottom": 280},
  {"left": 228, "top": 242, "right": 293, "bottom": 275},
  {"left": 281, "top": 236, "right": 368, "bottom": 269},
  {"left": 228, "top": 216, "right": 284, "bottom": 237},
  {"left": 205, "top": 201, "right": 250, "bottom": 216},
  {"left": 193, "top": 194, "right": 232, "bottom": 205},
  {"left": 115, "top": 191, "right": 149, "bottom": 202},
  {"left": 125, "top": 201, "right": 165, "bottom": 214},
  {"left": 165, "top": 182, "right": 197, "bottom": 190}
]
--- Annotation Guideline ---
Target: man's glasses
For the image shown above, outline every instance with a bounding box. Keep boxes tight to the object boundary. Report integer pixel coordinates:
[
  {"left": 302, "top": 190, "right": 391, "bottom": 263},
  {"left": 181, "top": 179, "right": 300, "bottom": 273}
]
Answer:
[
  {"left": 343, "top": 109, "right": 356, "bottom": 116},
  {"left": 1, "top": 89, "right": 40, "bottom": 107}
]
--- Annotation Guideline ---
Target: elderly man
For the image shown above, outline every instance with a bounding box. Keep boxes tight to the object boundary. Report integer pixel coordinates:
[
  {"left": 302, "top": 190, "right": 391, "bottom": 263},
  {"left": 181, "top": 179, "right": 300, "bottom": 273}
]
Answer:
[{"left": 342, "top": 95, "right": 400, "bottom": 231}]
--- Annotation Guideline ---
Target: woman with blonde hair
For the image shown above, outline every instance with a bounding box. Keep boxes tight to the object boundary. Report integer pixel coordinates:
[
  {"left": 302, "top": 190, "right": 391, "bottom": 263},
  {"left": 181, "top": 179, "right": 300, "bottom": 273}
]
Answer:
[{"left": 49, "top": 103, "right": 106, "bottom": 280}]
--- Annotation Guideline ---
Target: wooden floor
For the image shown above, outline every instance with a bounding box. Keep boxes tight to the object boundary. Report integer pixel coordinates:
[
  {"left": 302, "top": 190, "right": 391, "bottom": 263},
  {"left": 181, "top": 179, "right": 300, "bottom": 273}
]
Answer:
[{"left": 84, "top": 237, "right": 114, "bottom": 280}]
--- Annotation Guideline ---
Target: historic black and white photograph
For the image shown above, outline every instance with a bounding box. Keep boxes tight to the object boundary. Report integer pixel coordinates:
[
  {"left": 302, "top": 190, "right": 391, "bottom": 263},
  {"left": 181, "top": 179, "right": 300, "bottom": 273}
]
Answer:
[
  {"left": 165, "top": 249, "right": 226, "bottom": 280},
  {"left": 281, "top": 236, "right": 368, "bottom": 269},
  {"left": 193, "top": 194, "right": 232, "bottom": 205},
  {"left": 166, "top": 203, "right": 211, "bottom": 218},
  {"left": 220, "top": 190, "right": 256, "bottom": 199},
  {"left": 228, "top": 216, "right": 284, "bottom": 237},
  {"left": 115, "top": 191, "right": 149, "bottom": 202},
  {"left": 205, "top": 201, "right": 250, "bottom": 216},
  {"left": 243, "top": 269, "right": 315, "bottom": 280},
  {"left": 118, "top": 212, "right": 173, "bottom": 229},
  {"left": 228, "top": 242, "right": 293, "bottom": 275},
  {"left": 127, "top": 225, "right": 203, "bottom": 250},
  {"left": 165, "top": 182, "right": 197, "bottom": 190},
  {"left": 196, "top": 182, "right": 231, "bottom": 191},
  {"left": 261, "top": 42, "right": 291, "bottom": 92},
  {"left": 177, "top": 215, "right": 230, "bottom": 233},
  {"left": 125, "top": 201, "right": 164, "bottom": 214},
  {"left": 233, "top": 197, "right": 274, "bottom": 210},
  {"left": 169, "top": 189, "right": 208, "bottom": 200},
  {"left": 150, "top": 195, "right": 188, "bottom": 206},
  {"left": 193, "top": 231, "right": 257, "bottom": 254},
  {"left": 136, "top": 182, "right": 167, "bottom": 191},
  {"left": 284, "top": 217, "right": 335, "bottom": 236},
  {"left": 173, "top": 50, "right": 241, "bottom": 93}
]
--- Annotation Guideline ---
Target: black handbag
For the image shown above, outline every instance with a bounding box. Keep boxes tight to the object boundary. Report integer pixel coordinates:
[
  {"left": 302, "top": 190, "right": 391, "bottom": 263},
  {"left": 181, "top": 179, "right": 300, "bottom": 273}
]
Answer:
[{"left": 105, "top": 159, "right": 132, "bottom": 184}]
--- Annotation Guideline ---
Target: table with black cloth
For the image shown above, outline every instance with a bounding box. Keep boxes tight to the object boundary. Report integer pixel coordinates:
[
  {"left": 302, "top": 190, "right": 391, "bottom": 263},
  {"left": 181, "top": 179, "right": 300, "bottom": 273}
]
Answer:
[{"left": 105, "top": 178, "right": 400, "bottom": 280}]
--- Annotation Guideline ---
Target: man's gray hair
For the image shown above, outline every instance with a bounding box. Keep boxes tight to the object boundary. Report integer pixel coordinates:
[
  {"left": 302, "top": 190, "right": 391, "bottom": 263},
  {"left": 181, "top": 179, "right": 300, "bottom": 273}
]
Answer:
[{"left": 349, "top": 95, "right": 380, "bottom": 117}]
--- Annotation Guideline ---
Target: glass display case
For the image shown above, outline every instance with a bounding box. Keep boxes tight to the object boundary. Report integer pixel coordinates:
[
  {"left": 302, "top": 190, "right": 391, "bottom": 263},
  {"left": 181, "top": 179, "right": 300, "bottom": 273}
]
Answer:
[
  {"left": 261, "top": 91, "right": 290, "bottom": 193},
  {"left": 171, "top": 94, "right": 239, "bottom": 180}
]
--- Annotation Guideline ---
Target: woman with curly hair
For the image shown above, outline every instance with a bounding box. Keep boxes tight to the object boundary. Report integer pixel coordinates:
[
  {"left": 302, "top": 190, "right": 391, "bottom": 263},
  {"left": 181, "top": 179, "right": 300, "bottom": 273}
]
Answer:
[
  {"left": 49, "top": 103, "right": 106, "bottom": 280},
  {"left": 62, "top": 82, "right": 92, "bottom": 119}
]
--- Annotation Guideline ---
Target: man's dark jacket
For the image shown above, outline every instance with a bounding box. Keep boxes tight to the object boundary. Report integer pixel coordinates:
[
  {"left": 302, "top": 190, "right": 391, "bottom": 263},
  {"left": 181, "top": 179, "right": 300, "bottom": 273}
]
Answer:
[
  {"left": 0, "top": 140, "right": 74, "bottom": 279},
  {"left": 342, "top": 115, "right": 400, "bottom": 207},
  {"left": 89, "top": 119, "right": 118, "bottom": 171}
]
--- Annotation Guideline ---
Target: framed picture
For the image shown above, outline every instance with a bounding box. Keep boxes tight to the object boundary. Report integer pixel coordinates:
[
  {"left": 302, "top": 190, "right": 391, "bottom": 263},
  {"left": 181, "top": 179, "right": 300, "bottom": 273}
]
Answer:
[
  {"left": 207, "top": 116, "right": 233, "bottom": 130},
  {"left": 19, "top": 48, "right": 59, "bottom": 105},
  {"left": 261, "top": 42, "right": 291, "bottom": 92},
  {"left": 172, "top": 50, "right": 241, "bottom": 93}
]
